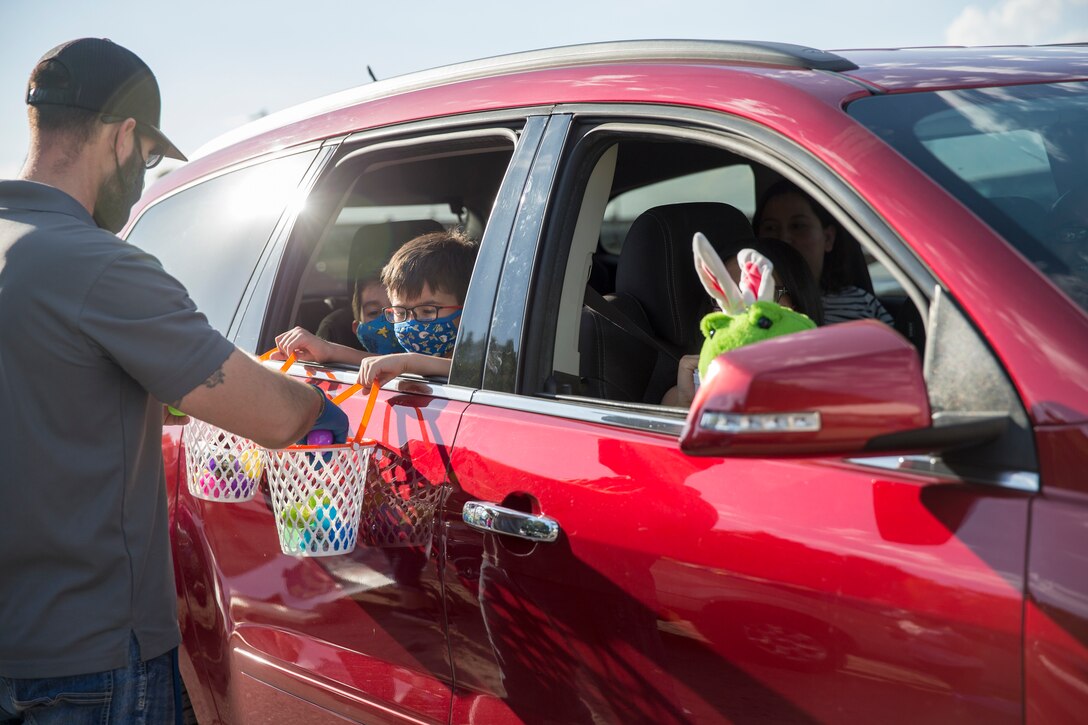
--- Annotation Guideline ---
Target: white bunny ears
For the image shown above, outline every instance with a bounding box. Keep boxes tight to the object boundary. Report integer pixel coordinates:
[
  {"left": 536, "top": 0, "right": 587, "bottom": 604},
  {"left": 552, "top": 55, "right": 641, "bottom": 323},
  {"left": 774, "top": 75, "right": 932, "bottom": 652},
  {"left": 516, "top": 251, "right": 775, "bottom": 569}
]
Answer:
[{"left": 693, "top": 232, "right": 776, "bottom": 315}]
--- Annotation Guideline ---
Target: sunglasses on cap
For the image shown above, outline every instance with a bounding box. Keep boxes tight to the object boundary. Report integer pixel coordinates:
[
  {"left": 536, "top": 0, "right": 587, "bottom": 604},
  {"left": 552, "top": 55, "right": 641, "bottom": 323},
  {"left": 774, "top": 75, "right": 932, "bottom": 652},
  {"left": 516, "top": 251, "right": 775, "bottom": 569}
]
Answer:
[{"left": 100, "top": 114, "right": 165, "bottom": 169}]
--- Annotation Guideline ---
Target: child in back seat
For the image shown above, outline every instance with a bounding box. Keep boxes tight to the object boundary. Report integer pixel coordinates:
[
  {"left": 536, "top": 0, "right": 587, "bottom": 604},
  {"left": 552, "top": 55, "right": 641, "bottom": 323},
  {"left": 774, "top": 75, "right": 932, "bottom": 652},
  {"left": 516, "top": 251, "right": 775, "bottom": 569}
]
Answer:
[
  {"left": 275, "top": 274, "right": 401, "bottom": 366},
  {"left": 276, "top": 229, "right": 478, "bottom": 385},
  {"left": 356, "top": 229, "right": 478, "bottom": 386}
]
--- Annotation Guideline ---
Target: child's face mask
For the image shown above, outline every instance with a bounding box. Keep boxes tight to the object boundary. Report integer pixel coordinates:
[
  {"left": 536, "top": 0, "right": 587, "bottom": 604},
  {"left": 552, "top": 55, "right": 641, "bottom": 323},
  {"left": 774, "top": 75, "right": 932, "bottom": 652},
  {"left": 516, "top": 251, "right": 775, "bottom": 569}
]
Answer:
[
  {"left": 355, "top": 317, "right": 404, "bottom": 355},
  {"left": 394, "top": 309, "right": 461, "bottom": 356}
]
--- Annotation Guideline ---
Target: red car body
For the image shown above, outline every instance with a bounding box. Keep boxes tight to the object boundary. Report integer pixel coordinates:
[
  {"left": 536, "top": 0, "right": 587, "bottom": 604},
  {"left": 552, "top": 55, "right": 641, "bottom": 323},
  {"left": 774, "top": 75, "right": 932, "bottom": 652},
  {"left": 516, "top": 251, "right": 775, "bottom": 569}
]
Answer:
[{"left": 130, "top": 41, "right": 1088, "bottom": 723}]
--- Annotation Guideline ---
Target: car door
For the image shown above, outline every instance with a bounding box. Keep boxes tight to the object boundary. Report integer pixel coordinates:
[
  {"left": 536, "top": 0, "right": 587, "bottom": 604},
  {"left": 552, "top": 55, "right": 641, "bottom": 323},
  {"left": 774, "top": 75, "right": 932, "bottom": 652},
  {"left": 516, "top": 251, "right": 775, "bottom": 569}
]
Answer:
[
  {"left": 167, "top": 117, "right": 550, "bottom": 724},
  {"left": 440, "top": 110, "right": 1033, "bottom": 723}
]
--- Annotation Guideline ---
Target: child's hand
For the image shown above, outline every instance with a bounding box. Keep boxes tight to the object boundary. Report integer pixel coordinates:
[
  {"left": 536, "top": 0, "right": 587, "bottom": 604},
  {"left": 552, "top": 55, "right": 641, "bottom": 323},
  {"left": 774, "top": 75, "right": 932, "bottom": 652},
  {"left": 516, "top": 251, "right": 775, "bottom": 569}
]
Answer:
[
  {"left": 675, "top": 355, "right": 700, "bottom": 407},
  {"left": 275, "top": 326, "right": 333, "bottom": 362},
  {"left": 357, "top": 353, "right": 412, "bottom": 388}
]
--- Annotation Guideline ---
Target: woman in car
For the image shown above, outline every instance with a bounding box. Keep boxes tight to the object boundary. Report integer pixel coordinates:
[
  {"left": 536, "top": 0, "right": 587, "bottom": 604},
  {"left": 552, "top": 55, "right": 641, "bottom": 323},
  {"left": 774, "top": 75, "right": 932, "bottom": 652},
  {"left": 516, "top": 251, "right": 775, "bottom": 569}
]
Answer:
[{"left": 754, "top": 180, "right": 893, "bottom": 325}]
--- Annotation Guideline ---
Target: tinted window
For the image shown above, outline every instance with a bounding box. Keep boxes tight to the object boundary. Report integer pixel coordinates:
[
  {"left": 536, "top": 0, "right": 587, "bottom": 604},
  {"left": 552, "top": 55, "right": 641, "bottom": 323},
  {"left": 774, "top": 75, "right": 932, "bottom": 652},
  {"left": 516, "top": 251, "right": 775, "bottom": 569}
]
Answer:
[
  {"left": 848, "top": 82, "right": 1088, "bottom": 311},
  {"left": 126, "top": 150, "right": 318, "bottom": 332}
]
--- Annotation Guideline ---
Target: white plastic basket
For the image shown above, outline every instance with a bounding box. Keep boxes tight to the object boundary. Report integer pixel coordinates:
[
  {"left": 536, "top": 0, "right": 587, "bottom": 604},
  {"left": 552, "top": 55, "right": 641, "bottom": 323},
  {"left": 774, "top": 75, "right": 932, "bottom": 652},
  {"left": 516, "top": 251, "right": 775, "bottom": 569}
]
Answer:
[
  {"left": 183, "top": 420, "right": 263, "bottom": 502},
  {"left": 361, "top": 447, "right": 444, "bottom": 548},
  {"left": 245, "top": 354, "right": 381, "bottom": 557},
  {"left": 265, "top": 440, "right": 374, "bottom": 557}
]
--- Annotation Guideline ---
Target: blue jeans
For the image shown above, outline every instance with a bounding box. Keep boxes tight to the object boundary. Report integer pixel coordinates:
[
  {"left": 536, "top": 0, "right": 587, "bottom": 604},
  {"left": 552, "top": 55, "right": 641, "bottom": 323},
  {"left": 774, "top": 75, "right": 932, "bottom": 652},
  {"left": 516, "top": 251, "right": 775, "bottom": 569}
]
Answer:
[{"left": 0, "top": 633, "right": 178, "bottom": 724}]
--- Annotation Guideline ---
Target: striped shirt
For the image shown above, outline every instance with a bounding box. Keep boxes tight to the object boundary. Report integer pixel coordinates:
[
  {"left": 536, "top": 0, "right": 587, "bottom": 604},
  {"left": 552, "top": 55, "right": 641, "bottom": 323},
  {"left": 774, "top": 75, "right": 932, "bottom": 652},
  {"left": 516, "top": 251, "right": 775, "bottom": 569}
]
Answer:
[{"left": 822, "top": 286, "right": 894, "bottom": 325}]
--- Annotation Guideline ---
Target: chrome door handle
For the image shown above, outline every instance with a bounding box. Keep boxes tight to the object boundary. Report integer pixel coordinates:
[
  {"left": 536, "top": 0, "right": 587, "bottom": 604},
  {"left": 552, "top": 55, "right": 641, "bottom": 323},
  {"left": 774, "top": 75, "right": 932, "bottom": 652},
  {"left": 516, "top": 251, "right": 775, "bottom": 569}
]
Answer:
[{"left": 462, "top": 501, "right": 560, "bottom": 543}]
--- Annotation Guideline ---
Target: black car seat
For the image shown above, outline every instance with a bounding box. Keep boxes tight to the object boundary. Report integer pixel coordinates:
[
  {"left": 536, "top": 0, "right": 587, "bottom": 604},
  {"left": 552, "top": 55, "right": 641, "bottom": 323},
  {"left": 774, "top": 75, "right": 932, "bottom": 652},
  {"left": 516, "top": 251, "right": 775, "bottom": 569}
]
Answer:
[
  {"left": 833, "top": 230, "right": 877, "bottom": 296},
  {"left": 579, "top": 202, "right": 755, "bottom": 403},
  {"left": 315, "top": 219, "right": 444, "bottom": 348}
]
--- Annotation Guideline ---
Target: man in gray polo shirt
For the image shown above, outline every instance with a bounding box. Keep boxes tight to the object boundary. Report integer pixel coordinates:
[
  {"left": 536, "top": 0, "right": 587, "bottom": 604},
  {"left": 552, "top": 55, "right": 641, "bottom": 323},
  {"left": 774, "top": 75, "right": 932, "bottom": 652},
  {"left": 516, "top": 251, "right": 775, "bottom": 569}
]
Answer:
[{"left": 0, "top": 39, "right": 347, "bottom": 723}]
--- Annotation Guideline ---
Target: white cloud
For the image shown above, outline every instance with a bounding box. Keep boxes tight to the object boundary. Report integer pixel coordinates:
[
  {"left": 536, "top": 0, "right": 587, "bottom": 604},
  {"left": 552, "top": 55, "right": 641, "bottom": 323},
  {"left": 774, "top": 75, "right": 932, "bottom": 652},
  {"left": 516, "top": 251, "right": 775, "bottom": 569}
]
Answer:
[{"left": 946, "top": 0, "right": 1088, "bottom": 45}]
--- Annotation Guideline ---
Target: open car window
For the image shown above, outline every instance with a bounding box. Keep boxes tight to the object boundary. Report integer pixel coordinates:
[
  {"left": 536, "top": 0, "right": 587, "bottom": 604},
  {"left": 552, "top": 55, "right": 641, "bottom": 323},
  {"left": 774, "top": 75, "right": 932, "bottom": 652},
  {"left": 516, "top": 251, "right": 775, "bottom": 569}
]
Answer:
[
  {"left": 264, "top": 128, "right": 519, "bottom": 374},
  {"left": 526, "top": 127, "right": 912, "bottom": 411}
]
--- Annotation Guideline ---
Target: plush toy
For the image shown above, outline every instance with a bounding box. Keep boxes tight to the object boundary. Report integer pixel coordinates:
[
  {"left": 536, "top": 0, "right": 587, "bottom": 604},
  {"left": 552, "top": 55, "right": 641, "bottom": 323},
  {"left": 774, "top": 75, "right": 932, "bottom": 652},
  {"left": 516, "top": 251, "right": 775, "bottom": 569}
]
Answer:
[{"left": 693, "top": 232, "right": 817, "bottom": 379}]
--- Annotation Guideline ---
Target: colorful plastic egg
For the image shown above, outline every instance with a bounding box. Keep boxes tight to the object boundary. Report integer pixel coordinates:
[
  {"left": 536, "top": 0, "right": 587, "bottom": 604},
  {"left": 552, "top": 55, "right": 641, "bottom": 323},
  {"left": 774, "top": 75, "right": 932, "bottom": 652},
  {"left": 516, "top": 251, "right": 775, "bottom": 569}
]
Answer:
[{"left": 306, "top": 429, "right": 335, "bottom": 446}]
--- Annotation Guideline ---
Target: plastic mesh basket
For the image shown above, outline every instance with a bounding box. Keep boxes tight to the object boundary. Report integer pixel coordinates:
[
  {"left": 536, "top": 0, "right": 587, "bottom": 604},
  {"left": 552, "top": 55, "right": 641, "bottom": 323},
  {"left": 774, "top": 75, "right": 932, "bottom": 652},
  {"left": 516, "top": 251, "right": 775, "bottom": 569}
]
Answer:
[
  {"left": 183, "top": 420, "right": 263, "bottom": 502},
  {"left": 360, "top": 447, "right": 444, "bottom": 548},
  {"left": 265, "top": 441, "right": 374, "bottom": 557}
]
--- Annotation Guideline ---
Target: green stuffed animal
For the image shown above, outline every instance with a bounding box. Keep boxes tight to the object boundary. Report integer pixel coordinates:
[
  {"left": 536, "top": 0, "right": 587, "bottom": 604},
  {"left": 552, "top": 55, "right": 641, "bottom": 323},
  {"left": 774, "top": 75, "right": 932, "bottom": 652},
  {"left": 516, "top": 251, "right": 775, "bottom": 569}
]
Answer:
[{"left": 693, "top": 232, "right": 817, "bottom": 380}]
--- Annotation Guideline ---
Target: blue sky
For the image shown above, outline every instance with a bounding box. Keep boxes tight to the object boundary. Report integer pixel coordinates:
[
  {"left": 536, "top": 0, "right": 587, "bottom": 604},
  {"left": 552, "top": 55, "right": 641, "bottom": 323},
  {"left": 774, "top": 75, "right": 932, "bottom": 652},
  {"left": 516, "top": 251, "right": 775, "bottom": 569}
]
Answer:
[{"left": 2, "top": 0, "right": 1086, "bottom": 178}]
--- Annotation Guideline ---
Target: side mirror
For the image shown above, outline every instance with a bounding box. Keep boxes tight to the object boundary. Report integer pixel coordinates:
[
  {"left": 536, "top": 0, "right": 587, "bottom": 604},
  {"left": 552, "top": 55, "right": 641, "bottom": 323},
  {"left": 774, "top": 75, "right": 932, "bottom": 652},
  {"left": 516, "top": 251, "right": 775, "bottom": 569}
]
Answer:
[{"left": 680, "top": 320, "right": 932, "bottom": 457}]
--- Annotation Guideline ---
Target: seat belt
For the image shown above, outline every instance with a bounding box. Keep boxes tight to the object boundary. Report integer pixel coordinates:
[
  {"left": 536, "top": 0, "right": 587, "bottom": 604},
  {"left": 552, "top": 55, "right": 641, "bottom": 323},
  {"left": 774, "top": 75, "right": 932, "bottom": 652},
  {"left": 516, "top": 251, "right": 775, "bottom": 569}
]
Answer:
[{"left": 583, "top": 287, "right": 681, "bottom": 363}]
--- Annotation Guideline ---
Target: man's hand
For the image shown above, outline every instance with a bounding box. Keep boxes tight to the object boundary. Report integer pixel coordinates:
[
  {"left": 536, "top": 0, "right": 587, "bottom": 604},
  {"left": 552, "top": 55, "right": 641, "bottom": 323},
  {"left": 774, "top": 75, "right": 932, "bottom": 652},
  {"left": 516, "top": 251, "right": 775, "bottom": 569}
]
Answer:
[
  {"left": 163, "top": 404, "right": 190, "bottom": 426},
  {"left": 306, "top": 385, "right": 350, "bottom": 444},
  {"left": 275, "top": 326, "right": 333, "bottom": 363}
]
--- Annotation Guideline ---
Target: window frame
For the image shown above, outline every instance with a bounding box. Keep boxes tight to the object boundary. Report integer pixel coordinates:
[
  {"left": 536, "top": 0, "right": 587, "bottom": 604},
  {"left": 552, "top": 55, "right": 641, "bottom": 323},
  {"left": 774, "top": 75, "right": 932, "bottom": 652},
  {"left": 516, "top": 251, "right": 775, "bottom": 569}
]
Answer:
[
  {"left": 508, "top": 107, "right": 932, "bottom": 402},
  {"left": 228, "top": 110, "right": 549, "bottom": 394}
]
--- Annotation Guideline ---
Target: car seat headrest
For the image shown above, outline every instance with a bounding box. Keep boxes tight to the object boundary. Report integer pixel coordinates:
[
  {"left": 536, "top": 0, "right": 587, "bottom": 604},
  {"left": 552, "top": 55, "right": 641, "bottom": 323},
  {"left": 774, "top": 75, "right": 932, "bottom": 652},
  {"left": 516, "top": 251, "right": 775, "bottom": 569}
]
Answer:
[
  {"left": 347, "top": 219, "right": 445, "bottom": 294},
  {"left": 616, "top": 202, "right": 754, "bottom": 349}
]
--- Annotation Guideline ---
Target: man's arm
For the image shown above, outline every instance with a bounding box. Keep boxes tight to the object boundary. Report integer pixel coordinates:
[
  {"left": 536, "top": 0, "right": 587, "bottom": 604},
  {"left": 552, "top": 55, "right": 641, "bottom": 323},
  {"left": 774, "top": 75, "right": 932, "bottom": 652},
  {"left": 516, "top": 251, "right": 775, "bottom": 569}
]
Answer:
[{"left": 171, "top": 349, "right": 323, "bottom": 449}]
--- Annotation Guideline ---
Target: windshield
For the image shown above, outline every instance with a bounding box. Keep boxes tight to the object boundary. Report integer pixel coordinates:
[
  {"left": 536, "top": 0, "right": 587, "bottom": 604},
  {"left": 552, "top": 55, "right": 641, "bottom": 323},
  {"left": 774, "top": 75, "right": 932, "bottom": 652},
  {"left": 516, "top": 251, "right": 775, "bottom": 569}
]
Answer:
[{"left": 848, "top": 82, "right": 1088, "bottom": 311}]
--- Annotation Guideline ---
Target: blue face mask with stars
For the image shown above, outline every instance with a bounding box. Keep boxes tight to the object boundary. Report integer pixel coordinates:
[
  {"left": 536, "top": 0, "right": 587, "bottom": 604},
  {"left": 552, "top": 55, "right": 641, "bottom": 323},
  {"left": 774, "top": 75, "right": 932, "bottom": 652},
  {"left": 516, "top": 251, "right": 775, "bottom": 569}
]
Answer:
[
  {"left": 355, "top": 317, "right": 404, "bottom": 355},
  {"left": 394, "top": 310, "right": 461, "bottom": 356}
]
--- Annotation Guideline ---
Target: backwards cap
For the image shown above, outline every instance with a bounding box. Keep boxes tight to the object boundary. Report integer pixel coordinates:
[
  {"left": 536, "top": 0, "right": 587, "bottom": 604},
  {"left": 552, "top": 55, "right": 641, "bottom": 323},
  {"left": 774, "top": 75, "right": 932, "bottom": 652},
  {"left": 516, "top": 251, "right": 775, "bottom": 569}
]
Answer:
[{"left": 26, "top": 37, "right": 186, "bottom": 162}]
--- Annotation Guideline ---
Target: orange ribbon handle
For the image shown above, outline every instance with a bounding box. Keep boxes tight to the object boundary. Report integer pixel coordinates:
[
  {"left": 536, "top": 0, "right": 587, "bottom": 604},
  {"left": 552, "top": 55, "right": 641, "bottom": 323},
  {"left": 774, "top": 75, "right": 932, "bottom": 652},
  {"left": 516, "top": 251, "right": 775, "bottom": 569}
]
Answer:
[
  {"left": 259, "top": 348, "right": 296, "bottom": 373},
  {"left": 259, "top": 349, "right": 378, "bottom": 445},
  {"left": 326, "top": 381, "right": 379, "bottom": 443},
  {"left": 354, "top": 382, "right": 380, "bottom": 444}
]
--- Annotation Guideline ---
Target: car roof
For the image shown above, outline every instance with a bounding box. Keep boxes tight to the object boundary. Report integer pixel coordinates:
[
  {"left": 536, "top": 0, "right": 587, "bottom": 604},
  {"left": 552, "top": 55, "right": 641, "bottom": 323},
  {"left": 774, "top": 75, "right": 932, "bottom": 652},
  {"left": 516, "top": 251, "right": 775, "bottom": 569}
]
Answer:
[
  {"left": 836, "top": 44, "right": 1088, "bottom": 91},
  {"left": 190, "top": 40, "right": 858, "bottom": 158},
  {"left": 165, "top": 39, "right": 1088, "bottom": 194}
]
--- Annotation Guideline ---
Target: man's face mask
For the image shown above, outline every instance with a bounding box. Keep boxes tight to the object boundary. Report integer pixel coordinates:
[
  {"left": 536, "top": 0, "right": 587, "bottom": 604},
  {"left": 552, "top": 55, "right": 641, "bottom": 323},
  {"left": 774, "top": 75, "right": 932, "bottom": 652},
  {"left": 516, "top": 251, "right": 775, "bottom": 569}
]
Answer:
[
  {"left": 94, "top": 131, "right": 146, "bottom": 233},
  {"left": 355, "top": 317, "right": 404, "bottom": 355},
  {"left": 393, "top": 309, "right": 461, "bottom": 357}
]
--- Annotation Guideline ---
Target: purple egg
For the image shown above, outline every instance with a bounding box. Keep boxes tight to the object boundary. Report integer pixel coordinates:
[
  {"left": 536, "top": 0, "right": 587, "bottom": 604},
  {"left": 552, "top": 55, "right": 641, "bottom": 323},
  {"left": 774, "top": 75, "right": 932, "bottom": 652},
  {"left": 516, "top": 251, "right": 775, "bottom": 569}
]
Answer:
[
  {"left": 207, "top": 456, "right": 242, "bottom": 477},
  {"left": 306, "top": 429, "right": 335, "bottom": 446}
]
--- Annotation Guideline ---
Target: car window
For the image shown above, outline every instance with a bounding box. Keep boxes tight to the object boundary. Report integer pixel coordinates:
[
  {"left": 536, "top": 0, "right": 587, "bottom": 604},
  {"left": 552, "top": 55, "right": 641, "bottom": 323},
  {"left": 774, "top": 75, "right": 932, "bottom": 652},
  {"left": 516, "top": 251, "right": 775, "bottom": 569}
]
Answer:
[
  {"left": 265, "top": 129, "right": 518, "bottom": 369},
  {"left": 126, "top": 150, "right": 319, "bottom": 333},
  {"left": 524, "top": 128, "right": 917, "bottom": 408},
  {"left": 848, "top": 82, "right": 1088, "bottom": 312}
]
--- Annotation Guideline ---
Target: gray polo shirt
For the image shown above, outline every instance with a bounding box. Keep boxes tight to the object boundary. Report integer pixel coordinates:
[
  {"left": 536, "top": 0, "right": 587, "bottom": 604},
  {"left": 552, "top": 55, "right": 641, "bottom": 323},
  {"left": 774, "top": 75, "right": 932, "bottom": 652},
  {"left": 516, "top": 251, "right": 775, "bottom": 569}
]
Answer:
[{"left": 0, "top": 180, "right": 235, "bottom": 678}]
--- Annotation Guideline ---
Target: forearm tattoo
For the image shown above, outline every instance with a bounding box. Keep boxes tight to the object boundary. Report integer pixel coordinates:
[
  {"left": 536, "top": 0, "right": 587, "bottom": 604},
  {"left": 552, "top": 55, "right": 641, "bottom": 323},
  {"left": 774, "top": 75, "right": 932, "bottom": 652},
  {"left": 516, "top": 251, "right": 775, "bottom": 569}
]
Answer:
[{"left": 201, "top": 367, "right": 225, "bottom": 389}]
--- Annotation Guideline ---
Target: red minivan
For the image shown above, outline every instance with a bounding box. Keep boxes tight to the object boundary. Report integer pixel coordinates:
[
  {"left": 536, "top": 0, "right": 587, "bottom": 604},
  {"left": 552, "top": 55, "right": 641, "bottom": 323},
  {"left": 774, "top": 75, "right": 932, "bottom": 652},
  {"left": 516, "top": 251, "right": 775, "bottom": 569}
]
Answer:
[{"left": 124, "top": 40, "right": 1088, "bottom": 723}]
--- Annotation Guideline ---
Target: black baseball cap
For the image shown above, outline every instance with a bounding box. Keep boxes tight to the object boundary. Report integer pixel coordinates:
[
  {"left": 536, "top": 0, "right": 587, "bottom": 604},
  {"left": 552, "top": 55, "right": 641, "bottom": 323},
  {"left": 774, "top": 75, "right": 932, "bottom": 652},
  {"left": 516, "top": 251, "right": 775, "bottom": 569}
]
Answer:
[{"left": 26, "top": 38, "right": 186, "bottom": 162}]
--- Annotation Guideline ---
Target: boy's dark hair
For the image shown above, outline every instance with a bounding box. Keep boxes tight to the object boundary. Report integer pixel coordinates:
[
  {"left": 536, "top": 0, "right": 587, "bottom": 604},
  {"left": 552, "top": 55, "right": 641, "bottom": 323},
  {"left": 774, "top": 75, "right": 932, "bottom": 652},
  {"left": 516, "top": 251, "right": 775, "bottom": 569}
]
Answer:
[
  {"left": 754, "top": 179, "right": 869, "bottom": 295},
  {"left": 381, "top": 229, "right": 478, "bottom": 304},
  {"left": 26, "top": 61, "right": 98, "bottom": 143}
]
